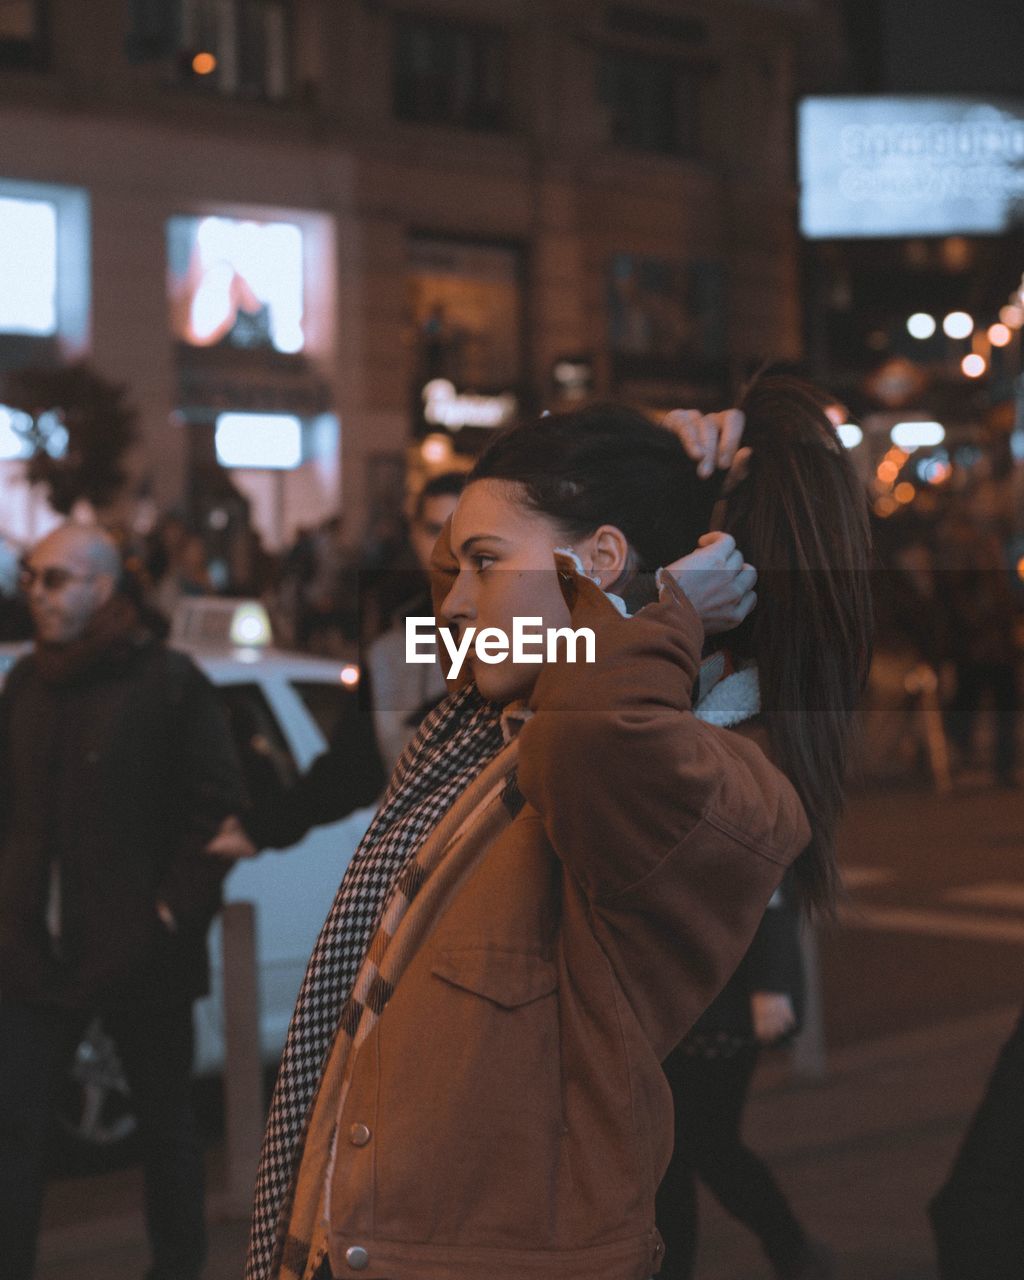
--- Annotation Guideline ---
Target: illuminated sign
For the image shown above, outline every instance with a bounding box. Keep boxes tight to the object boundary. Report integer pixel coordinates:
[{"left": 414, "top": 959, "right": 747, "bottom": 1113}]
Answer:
[
  {"left": 422, "top": 379, "right": 517, "bottom": 430},
  {"left": 215, "top": 412, "right": 303, "bottom": 469},
  {"left": 0, "top": 197, "right": 57, "bottom": 335},
  {"left": 891, "top": 421, "right": 946, "bottom": 449},
  {"left": 799, "top": 96, "right": 1024, "bottom": 238}
]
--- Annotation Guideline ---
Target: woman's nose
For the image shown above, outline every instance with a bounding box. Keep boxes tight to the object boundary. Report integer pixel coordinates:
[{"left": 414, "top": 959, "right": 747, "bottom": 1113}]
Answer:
[{"left": 440, "top": 571, "right": 475, "bottom": 626}]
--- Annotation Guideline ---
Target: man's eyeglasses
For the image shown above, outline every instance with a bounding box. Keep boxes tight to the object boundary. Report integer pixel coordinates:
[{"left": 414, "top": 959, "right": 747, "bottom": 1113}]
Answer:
[{"left": 19, "top": 565, "right": 96, "bottom": 593}]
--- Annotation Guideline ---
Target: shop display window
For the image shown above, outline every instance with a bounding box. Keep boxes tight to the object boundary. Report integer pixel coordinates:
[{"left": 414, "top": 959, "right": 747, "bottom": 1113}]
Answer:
[
  {"left": 167, "top": 214, "right": 305, "bottom": 354},
  {"left": 0, "top": 196, "right": 57, "bottom": 336}
]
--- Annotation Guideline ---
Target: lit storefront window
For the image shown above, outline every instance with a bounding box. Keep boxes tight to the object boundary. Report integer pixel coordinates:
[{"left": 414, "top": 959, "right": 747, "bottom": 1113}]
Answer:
[
  {"left": 0, "top": 179, "right": 90, "bottom": 354},
  {"left": 407, "top": 236, "right": 523, "bottom": 439},
  {"left": 168, "top": 215, "right": 305, "bottom": 354},
  {"left": 0, "top": 196, "right": 57, "bottom": 335},
  {"left": 214, "top": 412, "right": 303, "bottom": 470}
]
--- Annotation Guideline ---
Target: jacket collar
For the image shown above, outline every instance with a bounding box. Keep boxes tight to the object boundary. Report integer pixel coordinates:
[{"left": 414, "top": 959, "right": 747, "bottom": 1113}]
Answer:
[
  {"left": 695, "top": 654, "right": 761, "bottom": 728},
  {"left": 32, "top": 594, "right": 151, "bottom": 686}
]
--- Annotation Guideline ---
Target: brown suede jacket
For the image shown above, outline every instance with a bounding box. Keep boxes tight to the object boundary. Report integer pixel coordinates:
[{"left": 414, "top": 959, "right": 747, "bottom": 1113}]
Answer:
[{"left": 325, "top": 543, "right": 809, "bottom": 1280}]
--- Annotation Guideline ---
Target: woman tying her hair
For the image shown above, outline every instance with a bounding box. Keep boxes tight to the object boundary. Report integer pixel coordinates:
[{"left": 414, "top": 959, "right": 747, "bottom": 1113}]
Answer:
[
  {"left": 246, "top": 400, "right": 812, "bottom": 1280},
  {"left": 657, "top": 376, "right": 873, "bottom": 1280}
]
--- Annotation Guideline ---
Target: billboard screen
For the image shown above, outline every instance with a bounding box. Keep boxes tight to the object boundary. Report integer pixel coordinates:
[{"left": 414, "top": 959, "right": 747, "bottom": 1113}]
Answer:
[{"left": 799, "top": 96, "right": 1024, "bottom": 239}]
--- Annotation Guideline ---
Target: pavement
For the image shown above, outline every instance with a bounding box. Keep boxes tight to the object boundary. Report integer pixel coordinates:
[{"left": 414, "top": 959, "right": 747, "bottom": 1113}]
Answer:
[
  {"left": 36, "top": 1001, "right": 1017, "bottom": 1280},
  {"left": 36, "top": 774, "right": 1024, "bottom": 1279}
]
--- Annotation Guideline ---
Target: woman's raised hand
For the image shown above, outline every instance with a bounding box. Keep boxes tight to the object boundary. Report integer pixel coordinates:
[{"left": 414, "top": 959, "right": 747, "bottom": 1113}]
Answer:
[
  {"left": 663, "top": 407, "right": 750, "bottom": 491},
  {"left": 205, "top": 814, "right": 258, "bottom": 860},
  {"left": 751, "top": 992, "right": 798, "bottom": 1045},
  {"left": 661, "top": 532, "right": 757, "bottom": 635}
]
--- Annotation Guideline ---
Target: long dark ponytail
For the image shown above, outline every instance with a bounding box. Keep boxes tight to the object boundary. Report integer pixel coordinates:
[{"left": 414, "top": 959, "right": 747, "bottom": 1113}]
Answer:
[{"left": 723, "top": 376, "right": 873, "bottom": 914}]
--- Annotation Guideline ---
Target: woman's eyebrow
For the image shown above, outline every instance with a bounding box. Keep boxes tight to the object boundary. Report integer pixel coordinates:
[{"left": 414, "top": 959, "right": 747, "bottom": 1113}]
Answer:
[{"left": 456, "top": 534, "right": 510, "bottom": 556}]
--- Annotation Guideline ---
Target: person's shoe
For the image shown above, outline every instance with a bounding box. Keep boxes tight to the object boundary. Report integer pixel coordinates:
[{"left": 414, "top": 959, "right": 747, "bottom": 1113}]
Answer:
[{"left": 773, "top": 1237, "right": 836, "bottom": 1280}]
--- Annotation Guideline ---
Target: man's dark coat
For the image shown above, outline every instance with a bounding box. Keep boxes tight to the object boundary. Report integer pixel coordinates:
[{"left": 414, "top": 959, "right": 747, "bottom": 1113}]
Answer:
[{"left": 0, "top": 625, "right": 247, "bottom": 1009}]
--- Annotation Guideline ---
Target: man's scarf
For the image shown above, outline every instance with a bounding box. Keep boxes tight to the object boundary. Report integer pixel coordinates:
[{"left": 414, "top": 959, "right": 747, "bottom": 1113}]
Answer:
[
  {"left": 246, "top": 684, "right": 506, "bottom": 1280},
  {"left": 32, "top": 594, "right": 144, "bottom": 684}
]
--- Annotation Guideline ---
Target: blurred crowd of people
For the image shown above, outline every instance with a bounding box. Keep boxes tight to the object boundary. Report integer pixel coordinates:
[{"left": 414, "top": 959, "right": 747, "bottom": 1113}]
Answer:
[
  {"left": 5, "top": 470, "right": 1023, "bottom": 793},
  {"left": 0, "top": 478, "right": 464, "bottom": 661},
  {"left": 874, "top": 493, "right": 1024, "bottom": 788}
]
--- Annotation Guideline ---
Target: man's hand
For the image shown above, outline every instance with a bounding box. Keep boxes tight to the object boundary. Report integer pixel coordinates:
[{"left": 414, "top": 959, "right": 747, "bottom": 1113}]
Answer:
[
  {"left": 663, "top": 407, "right": 751, "bottom": 491},
  {"left": 661, "top": 532, "right": 757, "bottom": 635},
  {"left": 156, "top": 901, "right": 178, "bottom": 934},
  {"left": 751, "top": 992, "right": 797, "bottom": 1045},
  {"left": 205, "top": 815, "right": 258, "bottom": 860}
]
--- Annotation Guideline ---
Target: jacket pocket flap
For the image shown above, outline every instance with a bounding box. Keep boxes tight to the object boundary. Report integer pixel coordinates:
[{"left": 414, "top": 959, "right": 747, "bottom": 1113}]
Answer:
[{"left": 432, "top": 949, "right": 558, "bottom": 1009}]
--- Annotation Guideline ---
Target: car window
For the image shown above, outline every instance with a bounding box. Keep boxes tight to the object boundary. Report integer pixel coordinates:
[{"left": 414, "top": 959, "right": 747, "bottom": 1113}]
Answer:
[
  {"left": 218, "top": 682, "right": 299, "bottom": 797},
  {"left": 291, "top": 680, "right": 357, "bottom": 745}
]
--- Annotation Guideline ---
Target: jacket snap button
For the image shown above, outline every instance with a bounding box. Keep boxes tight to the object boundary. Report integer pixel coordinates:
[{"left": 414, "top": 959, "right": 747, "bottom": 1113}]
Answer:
[
  {"left": 345, "top": 1245, "right": 370, "bottom": 1270},
  {"left": 349, "top": 1123, "right": 371, "bottom": 1147}
]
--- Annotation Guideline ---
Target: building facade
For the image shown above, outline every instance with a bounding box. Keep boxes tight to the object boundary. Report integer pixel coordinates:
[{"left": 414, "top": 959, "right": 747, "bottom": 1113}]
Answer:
[{"left": 0, "top": 0, "right": 839, "bottom": 549}]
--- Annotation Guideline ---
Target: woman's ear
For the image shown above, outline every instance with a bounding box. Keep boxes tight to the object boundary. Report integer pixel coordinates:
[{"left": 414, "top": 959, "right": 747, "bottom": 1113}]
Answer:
[{"left": 581, "top": 524, "right": 630, "bottom": 586}]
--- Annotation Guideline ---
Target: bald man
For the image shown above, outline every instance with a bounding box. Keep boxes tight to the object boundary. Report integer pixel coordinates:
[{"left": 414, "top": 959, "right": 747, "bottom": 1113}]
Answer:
[{"left": 0, "top": 523, "right": 247, "bottom": 1280}]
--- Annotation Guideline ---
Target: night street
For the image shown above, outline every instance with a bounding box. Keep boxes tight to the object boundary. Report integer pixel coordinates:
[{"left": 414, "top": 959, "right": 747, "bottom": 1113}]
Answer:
[
  {"left": 32, "top": 774, "right": 1024, "bottom": 1279},
  {"left": 5, "top": 1, "right": 1024, "bottom": 1277}
]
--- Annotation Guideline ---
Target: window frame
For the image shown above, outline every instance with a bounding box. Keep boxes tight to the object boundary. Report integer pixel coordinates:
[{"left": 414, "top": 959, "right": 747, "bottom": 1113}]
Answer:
[
  {"left": 0, "top": 0, "right": 49, "bottom": 71},
  {"left": 598, "top": 44, "right": 704, "bottom": 159},
  {"left": 392, "top": 11, "right": 512, "bottom": 133}
]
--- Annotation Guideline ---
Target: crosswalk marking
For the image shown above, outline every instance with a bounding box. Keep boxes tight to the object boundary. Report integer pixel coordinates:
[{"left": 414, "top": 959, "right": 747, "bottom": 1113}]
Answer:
[
  {"left": 840, "top": 866, "right": 895, "bottom": 889},
  {"left": 841, "top": 905, "right": 1024, "bottom": 946},
  {"left": 944, "top": 881, "right": 1024, "bottom": 910}
]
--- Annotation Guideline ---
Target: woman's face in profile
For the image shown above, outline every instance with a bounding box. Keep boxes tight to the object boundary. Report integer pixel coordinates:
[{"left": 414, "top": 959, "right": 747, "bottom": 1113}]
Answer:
[{"left": 440, "top": 479, "right": 581, "bottom": 704}]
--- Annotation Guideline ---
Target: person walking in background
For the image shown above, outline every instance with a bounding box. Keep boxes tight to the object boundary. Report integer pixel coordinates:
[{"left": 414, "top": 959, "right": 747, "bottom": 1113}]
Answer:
[
  {"left": 930, "top": 1002, "right": 1024, "bottom": 1279},
  {"left": 366, "top": 470, "right": 465, "bottom": 769},
  {"left": 0, "top": 522, "right": 247, "bottom": 1280},
  {"left": 205, "top": 683, "right": 386, "bottom": 862},
  {"left": 203, "top": 476, "right": 469, "bottom": 862},
  {"left": 657, "top": 874, "right": 829, "bottom": 1280},
  {"left": 940, "top": 506, "right": 1019, "bottom": 788}
]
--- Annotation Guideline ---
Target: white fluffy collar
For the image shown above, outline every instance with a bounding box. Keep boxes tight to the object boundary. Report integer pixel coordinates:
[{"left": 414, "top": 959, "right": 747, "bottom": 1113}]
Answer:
[{"left": 694, "top": 662, "right": 761, "bottom": 728}]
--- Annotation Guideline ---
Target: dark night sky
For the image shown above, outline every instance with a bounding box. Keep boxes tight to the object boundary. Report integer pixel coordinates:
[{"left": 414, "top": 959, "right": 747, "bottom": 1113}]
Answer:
[{"left": 845, "top": 0, "right": 1024, "bottom": 96}]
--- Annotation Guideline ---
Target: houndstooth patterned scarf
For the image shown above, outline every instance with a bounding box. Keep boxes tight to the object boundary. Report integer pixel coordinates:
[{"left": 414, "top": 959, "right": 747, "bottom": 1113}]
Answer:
[{"left": 246, "top": 683, "right": 505, "bottom": 1280}]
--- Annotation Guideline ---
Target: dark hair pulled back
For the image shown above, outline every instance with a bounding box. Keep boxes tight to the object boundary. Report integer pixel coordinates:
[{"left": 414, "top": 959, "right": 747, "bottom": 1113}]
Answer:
[
  {"left": 724, "top": 375, "right": 873, "bottom": 915},
  {"left": 469, "top": 403, "right": 715, "bottom": 577}
]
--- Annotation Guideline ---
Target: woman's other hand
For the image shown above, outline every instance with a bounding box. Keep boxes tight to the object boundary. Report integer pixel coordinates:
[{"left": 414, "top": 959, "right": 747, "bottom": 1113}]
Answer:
[
  {"left": 751, "top": 991, "right": 797, "bottom": 1045},
  {"left": 662, "top": 532, "right": 757, "bottom": 635},
  {"left": 205, "top": 814, "right": 258, "bottom": 860},
  {"left": 663, "top": 408, "right": 747, "bottom": 480}
]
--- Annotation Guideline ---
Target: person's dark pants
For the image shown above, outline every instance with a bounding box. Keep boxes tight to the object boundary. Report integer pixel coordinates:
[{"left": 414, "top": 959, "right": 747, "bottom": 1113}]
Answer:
[
  {"left": 0, "top": 998, "right": 206, "bottom": 1280},
  {"left": 656, "top": 1044, "right": 809, "bottom": 1279},
  {"left": 930, "top": 1007, "right": 1024, "bottom": 1279},
  {"left": 947, "top": 660, "right": 1018, "bottom": 783}
]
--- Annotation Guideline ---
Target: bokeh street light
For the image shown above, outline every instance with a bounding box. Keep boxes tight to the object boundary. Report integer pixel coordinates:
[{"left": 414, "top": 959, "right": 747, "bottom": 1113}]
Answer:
[
  {"left": 942, "top": 311, "right": 974, "bottom": 339},
  {"left": 907, "top": 313, "right": 936, "bottom": 340}
]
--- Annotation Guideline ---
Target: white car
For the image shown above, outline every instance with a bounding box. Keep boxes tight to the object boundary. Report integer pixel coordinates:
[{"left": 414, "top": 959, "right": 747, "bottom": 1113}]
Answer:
[{"left": 0, "top": 599, "right": 378, "bottom": 1155}]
